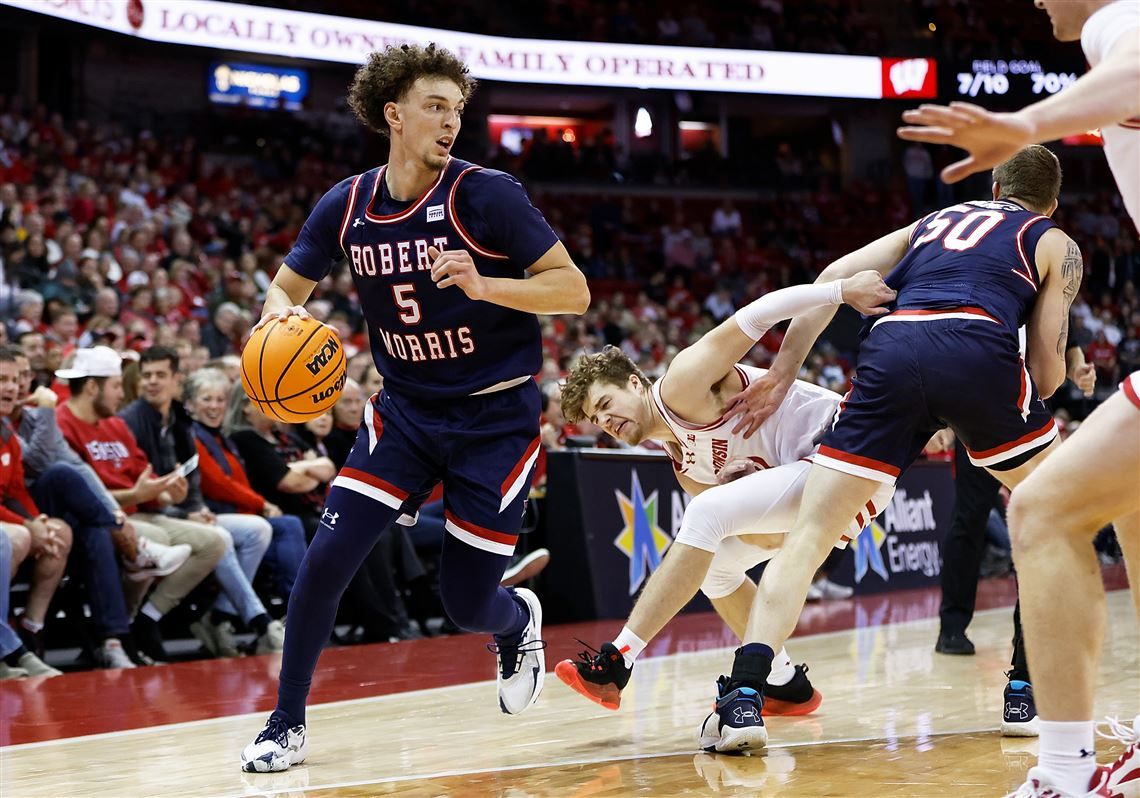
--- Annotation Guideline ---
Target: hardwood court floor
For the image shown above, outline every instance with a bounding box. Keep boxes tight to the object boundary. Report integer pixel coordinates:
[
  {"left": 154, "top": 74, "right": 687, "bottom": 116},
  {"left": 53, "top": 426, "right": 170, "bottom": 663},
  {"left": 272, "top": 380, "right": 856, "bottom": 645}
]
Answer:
[{"left": 1, "top": 577, "right": 1135, "bottom": 797}]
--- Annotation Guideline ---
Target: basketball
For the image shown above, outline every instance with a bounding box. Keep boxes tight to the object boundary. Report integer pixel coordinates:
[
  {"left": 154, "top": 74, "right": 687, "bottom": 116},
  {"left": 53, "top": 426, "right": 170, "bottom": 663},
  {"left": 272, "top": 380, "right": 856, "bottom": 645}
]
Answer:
[{"left": 240, "top": 315, "right": 348, "bottom": 423}]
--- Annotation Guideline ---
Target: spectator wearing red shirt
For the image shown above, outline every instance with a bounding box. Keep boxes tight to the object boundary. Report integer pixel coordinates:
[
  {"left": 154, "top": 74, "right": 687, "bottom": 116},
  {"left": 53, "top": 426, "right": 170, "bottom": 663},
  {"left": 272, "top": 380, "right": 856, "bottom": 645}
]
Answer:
[
  {"left": 1086, "top": 329, "right": 1118, "bottom": 392},
  {"left": 54, "top": 346, "right": 226, "bottom": 663}
]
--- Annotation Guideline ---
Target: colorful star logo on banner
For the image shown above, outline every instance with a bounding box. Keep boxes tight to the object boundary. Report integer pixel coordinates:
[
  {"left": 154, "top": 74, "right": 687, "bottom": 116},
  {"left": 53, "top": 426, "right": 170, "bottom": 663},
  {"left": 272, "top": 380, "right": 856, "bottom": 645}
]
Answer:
[
  {"left": 853, "top": 519, "right": 890, "bottom": 583},
  {"left": 613, "top": 470, "right": 673, "bottom": 595}
]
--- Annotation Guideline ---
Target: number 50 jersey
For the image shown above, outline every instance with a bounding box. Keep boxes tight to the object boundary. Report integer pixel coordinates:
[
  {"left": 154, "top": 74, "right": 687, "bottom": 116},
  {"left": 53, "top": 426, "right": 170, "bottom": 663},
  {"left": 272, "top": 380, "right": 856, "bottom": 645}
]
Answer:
[
  {"left": 880, "top": 199, "right": 1058, "bottom": 341},
  {"left": 284, "top": 157, "right": 559, "bottom": 399}
]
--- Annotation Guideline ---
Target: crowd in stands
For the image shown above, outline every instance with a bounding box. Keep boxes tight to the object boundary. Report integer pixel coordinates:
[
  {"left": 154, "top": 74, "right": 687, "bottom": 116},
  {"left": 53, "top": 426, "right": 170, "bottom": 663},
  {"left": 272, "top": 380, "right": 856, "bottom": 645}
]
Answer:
[{"left": 0, "top": 90, "right": 1136, "bottom": 673}]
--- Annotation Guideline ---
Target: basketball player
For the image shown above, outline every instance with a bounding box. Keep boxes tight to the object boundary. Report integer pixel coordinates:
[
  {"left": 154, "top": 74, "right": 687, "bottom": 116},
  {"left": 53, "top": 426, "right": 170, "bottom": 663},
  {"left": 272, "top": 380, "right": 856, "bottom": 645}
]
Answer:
[
  {"left": 701, "top": 146, "right": 1086, "bottom": 759},
  {"left": 897, "top": 2, "right": 1140, "bottom": 795},
  {"left": 554, "top": 270, "right": 896, "bottom": 752},
  {"left": 240, "top": 44, "right": 589, "bottom": 773}
]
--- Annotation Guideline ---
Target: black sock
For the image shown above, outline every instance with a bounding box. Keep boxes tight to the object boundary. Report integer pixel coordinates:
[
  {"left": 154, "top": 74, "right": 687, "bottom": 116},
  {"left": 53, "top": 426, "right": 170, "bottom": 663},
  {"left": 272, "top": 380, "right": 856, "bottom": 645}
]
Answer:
[
  {"left": 4, "top": 645, "right": 28, "bottom": 667},
  {"left": 249, "top": 613, "right": 270, "bottom": 637},
  {"left": 728, "top": 643, "right": 774, "bottom": 693}
]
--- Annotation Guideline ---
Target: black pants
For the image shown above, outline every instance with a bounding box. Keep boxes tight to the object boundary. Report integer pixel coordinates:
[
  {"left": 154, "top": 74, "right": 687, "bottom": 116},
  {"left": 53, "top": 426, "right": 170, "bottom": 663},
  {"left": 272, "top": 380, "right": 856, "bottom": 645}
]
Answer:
[{"left": 938, "top": 441, "right": 1028, "bottom": 679}]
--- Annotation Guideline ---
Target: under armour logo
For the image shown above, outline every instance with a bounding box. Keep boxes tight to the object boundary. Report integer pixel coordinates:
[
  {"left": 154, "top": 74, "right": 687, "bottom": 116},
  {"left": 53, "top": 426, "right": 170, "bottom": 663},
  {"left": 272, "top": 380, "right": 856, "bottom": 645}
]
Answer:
[
  {"left": 320, "top": 509, "right": 340, "bottom": 527},
  {"left": 732, "top": 706, "right": 758, "bottom": 723},
  {"left": 1079, "top": 748, "right": 1095, "bottom": 759},
  {"left": 352, "top": 218, "right": 365, "bottom": 228},
  {"left": 685, "top": 452, "right": 696, "bottom": 465},
  {"left": 1005, "top": 701, "right": 1030, "bottom": 720}
]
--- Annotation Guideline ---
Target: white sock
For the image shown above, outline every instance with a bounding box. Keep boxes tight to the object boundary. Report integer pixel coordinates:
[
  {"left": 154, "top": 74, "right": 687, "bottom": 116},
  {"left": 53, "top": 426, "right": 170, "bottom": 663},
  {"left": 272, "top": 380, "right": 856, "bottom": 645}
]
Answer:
[
  {"left": 1037, "top": 719, "right": 1097, "bottom": 796},
  {"left": 611, "top": 627, "right": 647, "bottom": 668},
  {"left": 767, "top": 647, "right": 796, "bottom": 686},
  {"left": 140, "top": 602, "right": 163, "bottom": 622},
  {"left": 20, "top": 617, "right": 44, "bottom": 633}
]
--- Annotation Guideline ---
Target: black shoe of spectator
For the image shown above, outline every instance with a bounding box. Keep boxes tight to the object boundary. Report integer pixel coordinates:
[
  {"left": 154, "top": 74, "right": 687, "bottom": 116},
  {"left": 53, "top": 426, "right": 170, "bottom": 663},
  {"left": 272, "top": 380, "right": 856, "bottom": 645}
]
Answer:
[
  {"left": 935, "top": 631, "right": 975, "bottom": 656},
  {"left": 130, "top": 615, "right": 169, "bottom": 664},
  {"left": 16, "top": 623, "right": 45, "bottom": 659}
]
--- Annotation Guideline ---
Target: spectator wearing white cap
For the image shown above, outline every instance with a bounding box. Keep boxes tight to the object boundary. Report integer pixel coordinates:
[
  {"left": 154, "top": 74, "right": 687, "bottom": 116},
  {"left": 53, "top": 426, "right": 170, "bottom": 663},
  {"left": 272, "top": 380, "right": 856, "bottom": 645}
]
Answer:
[{"left": 54, "top": 346, "right": 227, "bottom": 664}]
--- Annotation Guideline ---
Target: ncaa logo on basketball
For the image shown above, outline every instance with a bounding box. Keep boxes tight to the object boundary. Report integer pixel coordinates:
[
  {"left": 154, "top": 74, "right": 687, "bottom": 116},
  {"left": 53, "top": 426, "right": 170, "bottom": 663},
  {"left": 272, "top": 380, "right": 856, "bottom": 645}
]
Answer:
[{"left": 305, "top": 336, "right": 341, "bottom": 376}]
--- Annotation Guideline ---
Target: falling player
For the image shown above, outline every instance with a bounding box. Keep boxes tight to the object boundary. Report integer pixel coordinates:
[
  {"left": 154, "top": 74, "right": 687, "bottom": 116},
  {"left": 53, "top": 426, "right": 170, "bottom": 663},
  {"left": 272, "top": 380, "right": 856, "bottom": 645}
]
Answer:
[
  {"left": 240, "top": 44, "right": 589, "bottom": 772},
  {"left": 554, "top": 270, "right": 896, "bottom": 752},
  {"left": 708, "top": 145, "right": 1088, "bottom": 760},
  {"left": 898, "top": 2, "right": 1139, "bottom": 795}
]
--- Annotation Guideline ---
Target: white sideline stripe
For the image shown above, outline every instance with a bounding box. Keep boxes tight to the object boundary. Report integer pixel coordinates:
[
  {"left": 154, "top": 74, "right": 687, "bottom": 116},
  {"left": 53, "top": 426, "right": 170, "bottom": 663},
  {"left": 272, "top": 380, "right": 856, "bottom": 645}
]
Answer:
[
  {"left": 330, "top": 475, "right": 403, "bottom": 510},
  {"left": 444, "top": 518, "right": 515, "bottom": 556},
  {"left": 0, "top": 599, "right": 1070, "bottom": 754},
  {"left": 499, "top": 445, "right": 541, "bottom": 512}
]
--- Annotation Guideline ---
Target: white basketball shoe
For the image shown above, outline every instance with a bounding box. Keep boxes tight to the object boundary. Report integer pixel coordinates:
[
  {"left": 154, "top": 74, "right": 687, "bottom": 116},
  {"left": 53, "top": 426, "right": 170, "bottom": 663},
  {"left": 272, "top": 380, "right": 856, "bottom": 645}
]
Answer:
[
  {"left": 1099, "top": 715, "right": 1140, "bottom": 797},
  {"left": 240, "top": 715, "right": 308, "bottom": 773},
  {"left": 491, "top": 587, "right": 546, "bottom": 715}
]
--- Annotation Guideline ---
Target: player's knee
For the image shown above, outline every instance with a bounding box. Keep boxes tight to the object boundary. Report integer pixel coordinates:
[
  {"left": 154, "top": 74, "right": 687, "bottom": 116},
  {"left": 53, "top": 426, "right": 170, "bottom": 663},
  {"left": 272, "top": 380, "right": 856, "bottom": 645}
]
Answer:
[
  {"left": 1007, "top": 476, "right": 1064, "bottom": 552},
  {"left": 440, "top": 584, "right": 492, "bottom": 631},
  {"left": 677, "top": 492, "right": 729, "bottom": 551},
  {"left": 701, "top": 559, "right": 748, "bottom": 600}
]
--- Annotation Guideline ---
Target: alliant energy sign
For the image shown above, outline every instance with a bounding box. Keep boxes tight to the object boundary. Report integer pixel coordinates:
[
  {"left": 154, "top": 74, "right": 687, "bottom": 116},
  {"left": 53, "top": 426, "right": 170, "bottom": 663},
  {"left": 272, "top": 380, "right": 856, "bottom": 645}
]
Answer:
[{"left": 1, "top": 0, "right": 936, "bottom": 99}]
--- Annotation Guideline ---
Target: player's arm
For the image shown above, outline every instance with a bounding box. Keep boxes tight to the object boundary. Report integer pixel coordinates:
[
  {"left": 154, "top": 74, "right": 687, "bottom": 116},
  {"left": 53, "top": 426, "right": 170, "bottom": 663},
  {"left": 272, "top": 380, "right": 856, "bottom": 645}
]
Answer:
[
  {"left": 661, "top": 273, "right": 895, "bottom": 408},
  {"left": 1026, "top": 229, "right": 1083, "bottom": 399},
  {"left": 431, "top": 240, "right": 589, "bottom": 315},
  {"left": 257, "top": 265, "right": 319, "bottom": 328},
  {"left": 255, "top": 177, "right": 355, "bottom": 329},
  {"left": 899, "top": 34, "right": 1140, "bottom": 183}
]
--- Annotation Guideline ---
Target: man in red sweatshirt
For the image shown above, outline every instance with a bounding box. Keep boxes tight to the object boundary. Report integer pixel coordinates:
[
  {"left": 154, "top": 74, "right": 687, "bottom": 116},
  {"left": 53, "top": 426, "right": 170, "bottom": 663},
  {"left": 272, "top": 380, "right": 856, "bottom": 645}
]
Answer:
[{"left": 54, "top": 346, "right": 226, "bottom": 663}]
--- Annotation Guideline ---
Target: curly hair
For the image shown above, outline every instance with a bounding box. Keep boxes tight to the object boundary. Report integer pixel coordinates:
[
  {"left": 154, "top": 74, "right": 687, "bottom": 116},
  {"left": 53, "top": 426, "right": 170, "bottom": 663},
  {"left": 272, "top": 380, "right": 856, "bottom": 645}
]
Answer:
[
  {"left": 348, "top": 44, "right": 476, "bottom": 138},
  {"left": 560, "top": 346, "right": 650, "bottom": 424}
]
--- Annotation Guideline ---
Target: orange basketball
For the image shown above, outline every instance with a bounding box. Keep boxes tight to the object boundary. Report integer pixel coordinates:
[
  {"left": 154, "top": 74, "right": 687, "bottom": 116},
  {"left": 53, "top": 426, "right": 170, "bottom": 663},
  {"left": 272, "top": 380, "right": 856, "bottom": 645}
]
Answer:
[{"left": 241, "top": 315, "right": 348, "bottom": 423}]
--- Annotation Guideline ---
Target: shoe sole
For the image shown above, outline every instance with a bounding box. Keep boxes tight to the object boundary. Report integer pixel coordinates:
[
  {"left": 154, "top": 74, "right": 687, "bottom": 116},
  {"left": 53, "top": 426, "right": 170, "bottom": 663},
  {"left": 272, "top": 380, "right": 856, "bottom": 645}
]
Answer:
[
  {"left": 499, "top": 587, "right": 545, "bottom": 715},
  {"left": 501, "top": 550, "right": 551, "bottom": 588},
  {"left": 554, "top": 660, "right": 622, "bottom": 710},
  {"left": 763, "top": 688, "right": 823, "bottom": 717},
  {"left": 700, "top": 717, "right": 769, "bottom": 753},
  {"left": 1000, "top": 719, "right": 1041, "bottom": 738}
]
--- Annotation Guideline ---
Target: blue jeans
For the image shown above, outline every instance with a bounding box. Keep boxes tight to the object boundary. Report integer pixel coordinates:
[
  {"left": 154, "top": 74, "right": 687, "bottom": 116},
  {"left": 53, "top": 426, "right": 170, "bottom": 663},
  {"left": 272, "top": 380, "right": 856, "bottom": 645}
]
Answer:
[
  {"left": 212, "top": 513, "right": 272, "bottom": 623},
  {"left": 260, "top": 514, "right": 306, "bottom": 599},
  {"left": 30, "top": 463, "right": 131, "bottom": 639},
  {"left": 0, "top": 531, "right": 23, "bottom": 658}
]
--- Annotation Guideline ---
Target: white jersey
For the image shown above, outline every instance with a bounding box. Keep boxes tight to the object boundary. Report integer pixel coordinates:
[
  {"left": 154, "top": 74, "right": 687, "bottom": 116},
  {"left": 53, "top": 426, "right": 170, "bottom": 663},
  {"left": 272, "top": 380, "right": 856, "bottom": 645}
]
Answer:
[
  {"left": 651, "top": 364, "right": 840, "bottom": 486},
  {"left": 1082, "top": 0, "right": 1140, "bottom": 229}
]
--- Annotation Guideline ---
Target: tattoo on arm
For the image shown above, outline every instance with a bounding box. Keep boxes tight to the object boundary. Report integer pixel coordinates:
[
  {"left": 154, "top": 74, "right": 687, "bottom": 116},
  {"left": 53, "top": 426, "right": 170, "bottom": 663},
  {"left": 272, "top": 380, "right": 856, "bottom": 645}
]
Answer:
[{"left": 1056, "top": 239, "right": 1083, "bottom": 355}]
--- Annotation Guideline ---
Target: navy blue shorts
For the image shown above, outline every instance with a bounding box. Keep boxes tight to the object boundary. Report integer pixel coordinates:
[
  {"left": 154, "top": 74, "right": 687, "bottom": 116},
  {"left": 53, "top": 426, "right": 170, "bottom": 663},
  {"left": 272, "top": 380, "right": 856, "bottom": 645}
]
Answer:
[
  {"left": 816, "top": 310, "right": 1058, "bottom": 484},
  {"left": 329, "top": 381, "right": 542, "bottom": 556}
]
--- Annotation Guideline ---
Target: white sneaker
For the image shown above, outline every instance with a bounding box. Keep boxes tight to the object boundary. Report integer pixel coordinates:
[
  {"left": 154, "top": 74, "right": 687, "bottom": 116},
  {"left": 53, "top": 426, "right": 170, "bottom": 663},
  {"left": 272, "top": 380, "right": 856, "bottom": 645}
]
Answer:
[
  {"left": 17, "top": 652, "right": 62, "bottom": 677},
  {"left": 1098, "top": 715, "right": 1140, "bottom": 797},
  {"left": 124, "top": 538, "right": 192, "bottom": 582},
  {"left": 1003, "top": 765, "right": 1115, "bottom": 797},
  {"left": 805, "top": 582, "right": 824, "bottom": 602},
  {"left": 813, "top": 577, "right": 854, "bottom": 600},
  {"left": 493, "top": 587, "right": 546, "bottom": 715},
  {"left": 240, "top": 715, "right": 308, "bottom": 773},
  {"left": 190, "top": 615, "right": 241, "bottom": 658},
  {"left": 255, "top": 620, "right": 286, "bottom": 655},
  {"left": 95, "top": 639, "right": 136, "bottom": 669},
  {"left": 0, "top": 662, "right": 29, "bottom": 679}
]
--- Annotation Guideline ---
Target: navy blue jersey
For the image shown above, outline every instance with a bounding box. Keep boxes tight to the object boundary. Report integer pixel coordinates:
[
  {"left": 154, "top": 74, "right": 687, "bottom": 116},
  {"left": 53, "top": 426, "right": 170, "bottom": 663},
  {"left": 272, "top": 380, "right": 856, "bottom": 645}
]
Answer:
[
  {"left": 882, "top": 200, "right": 1059, "bottom": 335},
  {"left": 284, "top": 157, "right": 558, "bottom": 399}
]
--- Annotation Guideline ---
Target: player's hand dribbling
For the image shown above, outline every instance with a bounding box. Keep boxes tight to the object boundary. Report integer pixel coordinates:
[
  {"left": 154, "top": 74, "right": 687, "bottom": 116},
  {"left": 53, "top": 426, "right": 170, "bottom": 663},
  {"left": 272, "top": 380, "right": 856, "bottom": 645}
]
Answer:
[
  {"left": 897, "top": 102, "right": 1035, "bottom": 184},
  {"left": 717, "top": 458, "right": 762, "bottom": 485},
  {"left": 429, "top": 246, "right": 488, "bottom": 301},
  {"left": 253, "top": 305, "right": 311, "bottom": 332},
  {"left": 724, "top": 369, "right": 794, "bottom": 439},
  {"left": 840, "top": 271, "right": 897, "bottom": 316}
]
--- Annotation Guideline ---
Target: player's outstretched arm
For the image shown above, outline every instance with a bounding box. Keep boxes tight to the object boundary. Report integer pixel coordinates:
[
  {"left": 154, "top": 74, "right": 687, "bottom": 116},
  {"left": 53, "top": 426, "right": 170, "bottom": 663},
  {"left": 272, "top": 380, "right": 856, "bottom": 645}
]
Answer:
[
  {"left": 661, "top": 273, "right": 895, "bottom": 410},
  {"left": 429, "top": 241, "right": 590, "bottom": 316},
  {"left": 254, "top": 265, "right": 319, "bottom": 330},
  {"left": 1026, "top": 229, "right": 1083, "bottom": 399},
  {"left": 897, "top": 33, "right": 1140, "bottom": 183},
  {"left": 725, "top": 225, "right": 913, "bottom": 437}
]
